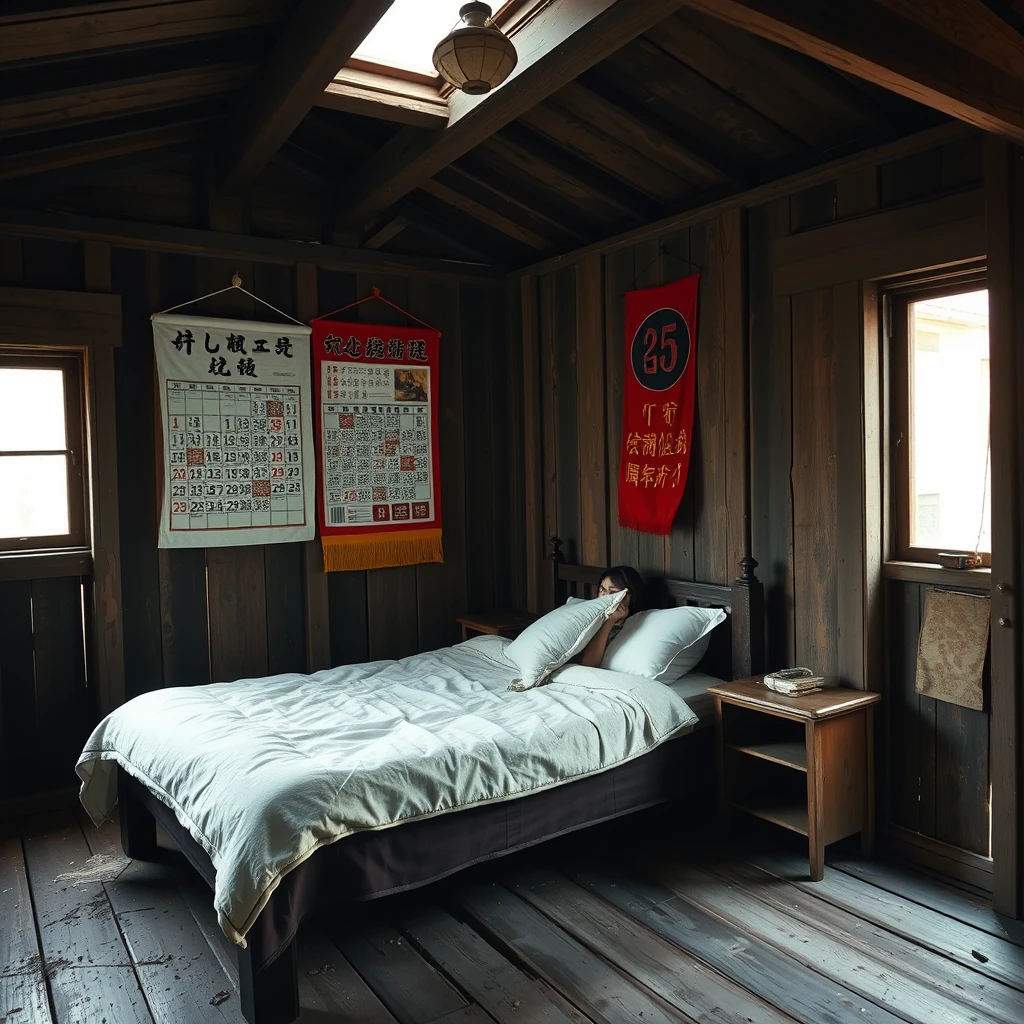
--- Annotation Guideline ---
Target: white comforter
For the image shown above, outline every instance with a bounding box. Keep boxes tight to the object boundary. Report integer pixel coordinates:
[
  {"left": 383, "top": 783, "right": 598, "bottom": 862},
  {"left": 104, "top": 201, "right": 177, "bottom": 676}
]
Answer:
[{"left": 76, "top": 636, "right": 698, "bottom": 945}]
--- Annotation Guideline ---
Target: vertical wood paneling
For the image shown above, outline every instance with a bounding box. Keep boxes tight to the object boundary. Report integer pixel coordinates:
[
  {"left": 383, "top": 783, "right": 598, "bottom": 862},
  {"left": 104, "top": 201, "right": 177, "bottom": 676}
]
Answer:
[
  {"left": 539, "top": 274, "right": 560, "bottom": 605},
  {"left": 504, "top": 279, "right": 527, "bottom": 610},
  {"left": 552, "top": 267, "right": 579, "bottom": 565},
  {"left": 604, "top": 247, "right": 636, "bottom": 571},
  {"left": 207, "top": 547, "right": 269, "bottom": 681},
  {"left": 918, "top": 588, "right": 938, "bottom": 839},
  {"left": 721, "top": 208, "right": 749, "bottom": 585},
  {"left": 689, "top": 222, "right": 727, "bottom": 585},
  {"left": 575, "top": 254, "right": 607, "bottom": 568},
  {"left": 791, "top": 288, "right": 838, "bottom": 680},
  {"left": 935, "top": 695, "right": 991, "bottom": 856},
  {"left": 833, "top": 281, "right": 866, "bottom": 689},
  {"left": 0, "top": 582, "right": 35, "bottom": 798},
  {"left": 153, "top": 253, "right": 210, "bottom": 687},
  {"left": 112, "top": 246, "right": 164, "bottom": 698},
  {"left": 462, "top": 282, "right": 499, "bottom": 610},
  {"left": 31, "top": 577, "right": 88, "bottom": 790},
  {"left": 21, "top": 239, "right": 84, "bottom": 291},
  {"left": 888, "top": 580, "right": 922, "bottom": 832},
  {"left": 521, "top": 276, "right": 543, "bottom": 613},
  {"left": 83, "top": 240, "right": 125, "bottom": 715},
  {"left": 836, "top": 167, "right": 879, "bottom": 218},
  {"left": 411, "top": 277, "right": 466, "bottom": 651},
  {"left": 487, "top": 286, "right": 512, "bottom": 606},
  {"left": 749, "top": 199, "right": 794, "bottom": 670}
]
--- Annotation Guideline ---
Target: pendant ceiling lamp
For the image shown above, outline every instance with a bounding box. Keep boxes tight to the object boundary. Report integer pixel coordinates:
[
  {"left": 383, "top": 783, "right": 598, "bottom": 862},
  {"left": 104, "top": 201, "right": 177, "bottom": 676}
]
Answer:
[{"left": 432, "top": 2, "right": 518, "bottom": 96}]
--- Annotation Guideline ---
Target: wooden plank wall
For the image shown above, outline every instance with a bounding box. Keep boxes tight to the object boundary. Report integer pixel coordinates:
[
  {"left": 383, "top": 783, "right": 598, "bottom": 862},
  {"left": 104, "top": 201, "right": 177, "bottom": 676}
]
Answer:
[
  {"left": 521, "top": 208, "right": 748, "bottom": 610},
  {"left": 0, "top": 232, "right": 520, "bottom": 801},
  {"left": 747, "top": 134, "right": 988, "bottom": 863}
]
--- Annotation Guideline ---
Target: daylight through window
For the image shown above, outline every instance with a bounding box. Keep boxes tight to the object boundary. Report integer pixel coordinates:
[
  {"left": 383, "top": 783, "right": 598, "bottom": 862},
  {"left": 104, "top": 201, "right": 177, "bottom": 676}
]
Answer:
[{"left": 0, "top": 355, "right": 87, "bottom": 551}]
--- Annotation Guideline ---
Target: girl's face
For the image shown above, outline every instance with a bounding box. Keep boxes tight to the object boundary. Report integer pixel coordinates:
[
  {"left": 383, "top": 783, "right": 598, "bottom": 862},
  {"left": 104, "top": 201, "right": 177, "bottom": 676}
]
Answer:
[{"left": 597, "top": 577, "right": 622, "bottom": 598}]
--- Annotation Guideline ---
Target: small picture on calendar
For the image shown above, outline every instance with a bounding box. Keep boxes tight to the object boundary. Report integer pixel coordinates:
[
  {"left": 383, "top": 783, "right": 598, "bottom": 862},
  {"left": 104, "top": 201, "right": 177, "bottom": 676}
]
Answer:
[{"left": 394, "top": 368, "right": 427, "bottom": 402}]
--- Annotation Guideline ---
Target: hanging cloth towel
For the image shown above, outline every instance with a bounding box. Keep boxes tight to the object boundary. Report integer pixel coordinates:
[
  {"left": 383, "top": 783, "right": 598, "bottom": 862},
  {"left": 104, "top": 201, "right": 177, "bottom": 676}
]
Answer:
[{"left": 915, "top": 588, "right": 990, "bottom": 710}]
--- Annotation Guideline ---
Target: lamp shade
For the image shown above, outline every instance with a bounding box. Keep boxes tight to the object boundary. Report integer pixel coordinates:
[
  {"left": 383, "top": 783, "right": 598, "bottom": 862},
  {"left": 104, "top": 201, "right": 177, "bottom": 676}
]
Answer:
[{"left": 432, "top": 2, "right": 517, "bottom": 95}]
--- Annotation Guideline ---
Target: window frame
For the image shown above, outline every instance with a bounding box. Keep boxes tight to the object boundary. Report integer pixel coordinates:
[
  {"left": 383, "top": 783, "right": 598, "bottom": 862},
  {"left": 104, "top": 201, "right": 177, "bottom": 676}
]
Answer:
[
  {"left": 887, "top": 267, "right": 991, "bottom": 567},
  {"left": 0, "top": 349, "right": 89, "bottom": 554}
]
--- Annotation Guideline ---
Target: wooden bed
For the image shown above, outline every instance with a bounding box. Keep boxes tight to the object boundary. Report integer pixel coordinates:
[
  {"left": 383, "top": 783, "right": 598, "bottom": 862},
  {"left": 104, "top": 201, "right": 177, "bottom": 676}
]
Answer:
[{"left": 117, "top": 546, "right": 764, "bottom": 1024}]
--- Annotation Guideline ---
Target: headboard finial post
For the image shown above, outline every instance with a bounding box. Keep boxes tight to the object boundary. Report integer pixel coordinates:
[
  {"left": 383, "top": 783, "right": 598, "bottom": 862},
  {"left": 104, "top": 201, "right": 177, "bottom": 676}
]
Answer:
[
  {"left": 548, "top": 537, "right": 566, "bottom": 607},
  {"left": 730, "top": 557, "right": 765, "bottom": 679}
]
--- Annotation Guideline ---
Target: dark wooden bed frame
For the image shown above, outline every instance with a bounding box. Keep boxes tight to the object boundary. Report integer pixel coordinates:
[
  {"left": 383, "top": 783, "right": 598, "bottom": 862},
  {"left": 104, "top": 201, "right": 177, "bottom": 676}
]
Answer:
[{"left": 117, "top": 544, "right": 764, "bottom": 1024}]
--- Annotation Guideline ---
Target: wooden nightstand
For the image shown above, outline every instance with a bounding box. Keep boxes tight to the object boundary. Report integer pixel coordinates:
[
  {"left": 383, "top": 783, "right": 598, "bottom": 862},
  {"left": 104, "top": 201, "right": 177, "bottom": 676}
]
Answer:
[
  {"left": 456, "top": 611, "right": 536, "bottom": 641},
  {"left": 708, "top": 677, "right": 881, "bottom": 881}
]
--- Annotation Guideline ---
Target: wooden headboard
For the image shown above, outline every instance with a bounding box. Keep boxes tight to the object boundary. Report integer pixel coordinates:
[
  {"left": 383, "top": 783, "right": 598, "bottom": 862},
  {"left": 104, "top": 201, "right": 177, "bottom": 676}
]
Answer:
[{"left": 549, "top": 538, "right": 765, "bottom": 681}]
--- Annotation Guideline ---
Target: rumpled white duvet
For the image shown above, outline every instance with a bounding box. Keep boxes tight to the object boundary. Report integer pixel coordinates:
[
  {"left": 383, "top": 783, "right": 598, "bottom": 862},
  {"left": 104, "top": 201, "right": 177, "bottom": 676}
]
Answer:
[{"left": 76, "top": 635, "right": 698, "bottom": 945}]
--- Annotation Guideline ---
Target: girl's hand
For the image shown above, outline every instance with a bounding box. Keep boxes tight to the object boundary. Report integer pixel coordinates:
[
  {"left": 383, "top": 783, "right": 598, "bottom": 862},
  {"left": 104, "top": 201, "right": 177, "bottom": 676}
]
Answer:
[{"left": 608, "top": 592, "right": 630, "bottom": 625}]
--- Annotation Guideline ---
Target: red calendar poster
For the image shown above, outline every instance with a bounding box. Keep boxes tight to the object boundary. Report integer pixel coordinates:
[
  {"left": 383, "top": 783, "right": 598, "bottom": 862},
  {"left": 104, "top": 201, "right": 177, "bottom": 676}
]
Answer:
[
  {"left": 152, "top": 313, "right": 315, "bottom": 548},
  {"left": 311, "top": 318, "right": 442, "bottom": 572}
]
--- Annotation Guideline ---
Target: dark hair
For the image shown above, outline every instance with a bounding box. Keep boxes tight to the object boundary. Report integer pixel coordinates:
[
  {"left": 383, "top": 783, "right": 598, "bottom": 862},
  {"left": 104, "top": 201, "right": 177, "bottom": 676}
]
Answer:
[{"left": 600, "top": 565, "right": 647, "bottom": 615}]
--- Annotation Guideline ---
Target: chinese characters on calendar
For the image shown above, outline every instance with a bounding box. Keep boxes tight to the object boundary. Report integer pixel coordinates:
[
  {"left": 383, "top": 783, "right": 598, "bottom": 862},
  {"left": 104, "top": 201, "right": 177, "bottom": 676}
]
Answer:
[
  {"left": 622, "top": 400, "right": 688, "bottom": 490},
  {"left": 153, "top": 314, "right": 314, "bottom": 548},
  {"left": 320, "top": 336, "right": 433, "bottom": 529}
]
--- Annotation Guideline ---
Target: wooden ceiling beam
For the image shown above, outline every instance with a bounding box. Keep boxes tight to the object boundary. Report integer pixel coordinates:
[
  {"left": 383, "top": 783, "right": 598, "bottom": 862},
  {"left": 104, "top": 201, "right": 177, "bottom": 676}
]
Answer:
[
  {"left": 0, "top": 119, "right": 216, "bottom": 182},
  {"left": 0, "top": 0, "right": 286, "bottom": 64},
  {"left": 1, "top": 63, "right": 255, "bottom": 136},
  {"left": 218, "top": 0, "right": 395, "bottom": 192},
  {"left": 680, "top": 0, "right": 1024, "bottom": 144},
  {"left": 363, "top": 215, "right": 409, "bottom": 250},
  {"left": 335, "top": 0, "right": 689, "bottom": 228},
  {"left": 316, "top": 68, "right": 448, "bottom": 128}
]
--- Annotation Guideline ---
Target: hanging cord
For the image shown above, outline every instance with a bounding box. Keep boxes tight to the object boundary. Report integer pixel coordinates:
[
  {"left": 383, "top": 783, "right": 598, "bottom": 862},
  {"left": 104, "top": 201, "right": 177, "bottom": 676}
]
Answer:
[
  {"left": 151, "top": 272, "right": 305, "bottom": 326},
  {"left": 968, "top": 425, "right": 991, "bottom": 567},
  {"left": 627, "top": 244, "right": 705, "bottom": 292},
  {"left": 313, "top": 286, "right": 440, "bottom": 332}
]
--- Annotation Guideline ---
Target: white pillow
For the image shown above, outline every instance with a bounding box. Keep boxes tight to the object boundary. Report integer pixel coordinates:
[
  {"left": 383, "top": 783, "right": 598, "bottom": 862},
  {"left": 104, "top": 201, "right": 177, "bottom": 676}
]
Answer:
[
  {"left": 506, "top": 591, "right": 627, "bottom": 691},
  {"left": 602, "top": 605, "right": 726, "bottom": 683}
]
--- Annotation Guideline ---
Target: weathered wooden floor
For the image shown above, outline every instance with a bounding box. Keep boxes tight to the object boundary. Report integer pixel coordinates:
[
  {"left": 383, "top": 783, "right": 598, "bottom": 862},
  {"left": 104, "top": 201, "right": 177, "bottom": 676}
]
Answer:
[{"left": 3, "top": 806, "right": 1024, "bottom": 1024}]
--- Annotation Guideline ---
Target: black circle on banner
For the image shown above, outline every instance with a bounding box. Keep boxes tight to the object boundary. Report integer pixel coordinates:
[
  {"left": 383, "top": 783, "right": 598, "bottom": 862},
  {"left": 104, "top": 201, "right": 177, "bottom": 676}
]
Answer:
[{"left": 630, "top": 307, "right": 690, "bottom": 392}]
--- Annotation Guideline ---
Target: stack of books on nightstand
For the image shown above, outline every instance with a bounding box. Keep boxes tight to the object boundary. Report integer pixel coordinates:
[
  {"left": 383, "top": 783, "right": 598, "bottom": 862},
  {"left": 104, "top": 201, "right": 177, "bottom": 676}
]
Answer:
[{"left": 763, "top": 668, "right": 825, "bottom": 695}]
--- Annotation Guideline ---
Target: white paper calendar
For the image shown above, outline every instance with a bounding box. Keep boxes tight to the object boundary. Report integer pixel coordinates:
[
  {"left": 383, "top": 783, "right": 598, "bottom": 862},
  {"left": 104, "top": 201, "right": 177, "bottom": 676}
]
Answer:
[{"left": 152, "top": 313, "right": 314, "bottom": 548}]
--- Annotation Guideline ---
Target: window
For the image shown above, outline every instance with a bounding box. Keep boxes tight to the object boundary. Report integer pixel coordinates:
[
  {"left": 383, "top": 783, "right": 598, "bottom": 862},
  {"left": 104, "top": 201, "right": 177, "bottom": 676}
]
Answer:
[
  {"left": 353, "top": 0, "right": 474, "bottom": 76},
  {"left": 0, "top": 353, "right": 87, "bottom": 553},
  {"left": 890, "top": 278, "right": 990, "bottom": 564}
]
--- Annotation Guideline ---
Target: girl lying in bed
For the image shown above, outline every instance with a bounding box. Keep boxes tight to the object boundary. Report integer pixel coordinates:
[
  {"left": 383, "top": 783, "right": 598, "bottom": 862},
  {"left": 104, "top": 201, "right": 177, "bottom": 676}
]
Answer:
[{"left": 579, "top": 565, "right": 647, "bottom": 668}]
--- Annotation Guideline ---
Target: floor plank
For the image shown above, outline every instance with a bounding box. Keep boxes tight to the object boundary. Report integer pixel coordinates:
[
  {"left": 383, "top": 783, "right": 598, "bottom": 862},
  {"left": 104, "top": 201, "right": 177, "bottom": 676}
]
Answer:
[
  {"left": 47, "top": 964, "right": 152, "bottom": 1024},
  {"left": 751, "top": 850, "right": 1024, "bottom": 994},
  {"left": 569, "top": 864, "right": 909, "bottom": 1024},
  {"left": 829, "top": 855, "right": 1024, "bottom": 948},
  {"left": 0, "top": 837, "right": 53, "bottom": 1024},
  {"left": 332, "top": 917, "right": 471, "bottom": 1024},
  {"left": 399, "top": 902, "right": 591, "bottom": 1024},
  {"left": 706, "top": 857, "right": 1024, "bottom": 1024},
  {"left": 646, "top": 855, "right": 1014, "bottom": 1024},
  {"left": 507, "top": 867, "right": 796, "bottom": 1024},
  {"left": 455, "top": 881, "right": 694, "bottom": 1024}
]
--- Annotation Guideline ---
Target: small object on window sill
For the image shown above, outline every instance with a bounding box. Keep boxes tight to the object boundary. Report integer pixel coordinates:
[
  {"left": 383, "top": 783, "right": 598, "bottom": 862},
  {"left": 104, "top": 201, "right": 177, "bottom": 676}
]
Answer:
[{"left": 937, "top": 552, "right": 982, "bottom": 570}]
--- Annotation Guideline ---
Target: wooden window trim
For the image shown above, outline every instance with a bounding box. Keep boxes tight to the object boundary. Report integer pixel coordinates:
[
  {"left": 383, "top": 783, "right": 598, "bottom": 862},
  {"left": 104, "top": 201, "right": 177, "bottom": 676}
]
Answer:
[
  {"left": 887, "top": 267, "right": 990, "bottom": 567},
  {"left": 0, "top": 350, "right": 89, "bottom": 556}
]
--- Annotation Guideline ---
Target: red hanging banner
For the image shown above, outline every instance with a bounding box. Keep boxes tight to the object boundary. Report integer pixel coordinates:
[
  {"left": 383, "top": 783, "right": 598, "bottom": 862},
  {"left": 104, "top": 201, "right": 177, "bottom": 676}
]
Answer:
[
  {"left": 617, "top": 274, "right": 699, "bottom": 535},
  {"left": 311, "top": 318, "right": 443, "bottom": 572}
]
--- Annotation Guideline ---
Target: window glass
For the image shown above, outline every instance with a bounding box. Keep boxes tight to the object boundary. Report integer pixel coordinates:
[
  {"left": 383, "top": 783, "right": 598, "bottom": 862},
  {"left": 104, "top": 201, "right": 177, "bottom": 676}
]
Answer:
[
  {"left": 908, "top": 289, "right": 989, "bottom": 554},
  {"left": 0, "top": 367, "right": 66, "bottom": 450},
  {"left": 0, "top": 454, "right": 70, "bottom": 538}
]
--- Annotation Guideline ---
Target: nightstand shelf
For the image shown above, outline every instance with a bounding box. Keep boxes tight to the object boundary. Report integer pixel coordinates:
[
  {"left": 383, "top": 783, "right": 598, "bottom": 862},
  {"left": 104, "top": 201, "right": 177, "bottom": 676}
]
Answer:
[{"left": 709, "top": 677, "right": 881, "bottom": 881}]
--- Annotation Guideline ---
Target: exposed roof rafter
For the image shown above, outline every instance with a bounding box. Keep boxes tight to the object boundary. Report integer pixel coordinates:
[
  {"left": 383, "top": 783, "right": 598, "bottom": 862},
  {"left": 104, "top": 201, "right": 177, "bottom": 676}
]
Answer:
[
  {"left": 680, "top": 0, "right": 1024, "bottom": 144},
  {"left": 219, "top": 0, "right": 396, "bottom": 192},
  {"left": 334, "top": 0, "right": 689, "bottom": 229}
]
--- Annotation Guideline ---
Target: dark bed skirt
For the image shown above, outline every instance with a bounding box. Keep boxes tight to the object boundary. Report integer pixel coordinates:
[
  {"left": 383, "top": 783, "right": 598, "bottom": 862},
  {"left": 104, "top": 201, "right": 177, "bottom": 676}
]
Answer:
[{"left": 130, "top": 725, "right": 713, "bottom": 972}]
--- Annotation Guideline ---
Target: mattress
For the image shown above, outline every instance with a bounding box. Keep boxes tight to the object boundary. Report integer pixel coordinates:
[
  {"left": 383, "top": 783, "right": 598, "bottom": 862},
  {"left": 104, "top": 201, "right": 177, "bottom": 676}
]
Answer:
[{"left": 77, "top": 635, "right": 699, "bottom": 945}]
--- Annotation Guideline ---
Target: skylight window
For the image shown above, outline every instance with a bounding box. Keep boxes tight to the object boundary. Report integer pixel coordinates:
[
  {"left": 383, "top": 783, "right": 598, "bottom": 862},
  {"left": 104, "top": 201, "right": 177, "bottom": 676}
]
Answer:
[{"left": 353, "top": 0, "right": 467, "bottom": 76}]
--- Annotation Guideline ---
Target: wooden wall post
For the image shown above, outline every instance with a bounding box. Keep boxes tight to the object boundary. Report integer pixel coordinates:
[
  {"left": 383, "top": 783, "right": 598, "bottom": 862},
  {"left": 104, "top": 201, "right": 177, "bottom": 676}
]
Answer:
[
  {"left": 297, "top": 262, "right": 331, "bottom": 671},
  {"left": 985, "top": 137, "right": 1023, "bottom": 919},
  {"left": 83, "top": 239, "right": 126, "bottom": 714},
  {"left": 521, "top": 275, "right": 544, "bottom": 613}
]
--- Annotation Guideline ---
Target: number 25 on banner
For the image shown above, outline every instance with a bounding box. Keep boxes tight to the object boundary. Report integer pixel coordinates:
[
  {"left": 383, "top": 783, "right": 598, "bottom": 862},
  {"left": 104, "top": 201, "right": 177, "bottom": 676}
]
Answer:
[{"left": 630, "top": 307, "right": 691, "bottom": 391}]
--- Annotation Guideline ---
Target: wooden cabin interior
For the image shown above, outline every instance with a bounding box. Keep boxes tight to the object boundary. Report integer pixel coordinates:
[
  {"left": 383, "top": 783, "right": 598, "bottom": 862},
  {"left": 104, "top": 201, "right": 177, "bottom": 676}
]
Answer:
[{"left": 2, "top": 1, "right": 1024, "bottom": 1021}]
